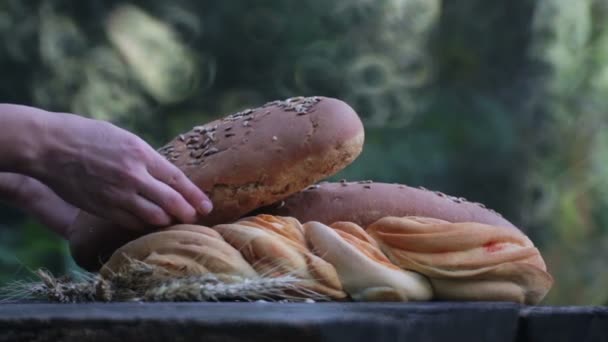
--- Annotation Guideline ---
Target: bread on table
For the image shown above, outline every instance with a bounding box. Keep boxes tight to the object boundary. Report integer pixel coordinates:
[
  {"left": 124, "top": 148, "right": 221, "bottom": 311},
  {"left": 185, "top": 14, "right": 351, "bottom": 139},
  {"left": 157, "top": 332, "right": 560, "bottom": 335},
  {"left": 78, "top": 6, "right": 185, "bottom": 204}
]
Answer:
[
  {"left": 69, "top": 96, "right": 365, "bottom": 271},
  {"left": 159, "top": 97, "right": 364, "bottom": 226},
  {"left": 65, "top": 90, "right": 553, "bottom": 304},
  {"left": 304, "top": 221, "right": 433, "bottom": 302},
  {"left": 213, "top": 215, "right": 347, "bottom": 299},
  {"left": 98, "top": 203, "right": 552, "bottom": 303},
  {"left": 255, "top": 181, "right": 516, "bottom": 229},
  {"left": 100, "top": 224, "right": 257, "bottom": 280},
  {"left": 366, "top": 216, "right": 552, "bottom": 304},
  {"left": 256, "top": 181, "right": 553, "bottom": 304}
]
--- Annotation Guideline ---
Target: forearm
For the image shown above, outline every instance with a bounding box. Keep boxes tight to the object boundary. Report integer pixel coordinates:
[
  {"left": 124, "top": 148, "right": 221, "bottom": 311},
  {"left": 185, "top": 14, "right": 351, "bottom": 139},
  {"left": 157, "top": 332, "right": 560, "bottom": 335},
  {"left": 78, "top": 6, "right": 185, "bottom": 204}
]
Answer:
[
  {"left": 0, "top": 104, "right": 51, "bottom": 175},
  {"left": 0, "top": 103, "right": 212, "bottom": 231},
  {"left": 0, "top": 172, "right": 76, "bottom": 239},
  {"left": 0, "top": 104, "right": 89, "bottom": 184},
  {"left": 21, "top": 181, "right": 78, "bottom": 239}
]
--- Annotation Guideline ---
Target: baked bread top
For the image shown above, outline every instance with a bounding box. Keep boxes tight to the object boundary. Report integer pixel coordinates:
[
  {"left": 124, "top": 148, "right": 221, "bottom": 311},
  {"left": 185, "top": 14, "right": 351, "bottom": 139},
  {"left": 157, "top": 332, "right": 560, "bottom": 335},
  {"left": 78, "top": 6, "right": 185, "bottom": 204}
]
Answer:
[
  {"left": 158, "top": 96, "right": 365, "bottom": 226},
  {"left": 256, "top": 181, "right": 516, "bottom": 229}
]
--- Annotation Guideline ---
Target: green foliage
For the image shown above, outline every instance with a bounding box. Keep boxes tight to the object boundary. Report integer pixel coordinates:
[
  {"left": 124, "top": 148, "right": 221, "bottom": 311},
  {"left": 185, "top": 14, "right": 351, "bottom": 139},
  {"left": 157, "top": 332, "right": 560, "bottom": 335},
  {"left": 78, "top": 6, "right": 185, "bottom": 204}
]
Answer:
[{"left": 0, "top": 216, "right": 67, "bottom": 285}]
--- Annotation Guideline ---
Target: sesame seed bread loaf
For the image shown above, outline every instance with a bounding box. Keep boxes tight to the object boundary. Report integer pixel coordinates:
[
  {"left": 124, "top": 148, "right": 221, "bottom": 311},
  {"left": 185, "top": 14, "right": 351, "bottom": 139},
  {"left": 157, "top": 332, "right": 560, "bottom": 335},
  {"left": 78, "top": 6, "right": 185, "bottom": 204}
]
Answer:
[
  {"left": 255, "top": 181, "right": 516, "bottom": 229},
  {"left": 69, "top": 96, "right": 365, "bottom": 271},
  {"left": 159, "top": 96, "right": 364, "bottom": 226}
]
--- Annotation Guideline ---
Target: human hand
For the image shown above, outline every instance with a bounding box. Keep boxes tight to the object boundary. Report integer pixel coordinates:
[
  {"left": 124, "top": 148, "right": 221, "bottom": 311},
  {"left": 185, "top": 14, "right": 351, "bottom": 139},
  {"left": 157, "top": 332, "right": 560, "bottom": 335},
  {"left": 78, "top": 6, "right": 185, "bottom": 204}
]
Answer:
[
  {"left": 27, "top": 110, "right": 213, "bottom": 230},
  {"left": 0, "top": 172, "right": 78, "bottom": 238}
]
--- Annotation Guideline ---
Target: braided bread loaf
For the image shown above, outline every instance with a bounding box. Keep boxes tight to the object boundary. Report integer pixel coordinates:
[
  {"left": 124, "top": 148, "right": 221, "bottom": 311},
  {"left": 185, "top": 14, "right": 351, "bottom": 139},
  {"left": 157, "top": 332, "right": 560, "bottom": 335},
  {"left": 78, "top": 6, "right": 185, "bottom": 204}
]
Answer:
[
  {"left": 304, "top": 221, "right": 433, "bottom": 301},
  {"left": 213, "top": 215, "right": 347, "bottom": 299},
  {"left": 366, "top": 217, "right": 553, "bottom": 304},
  {"left": 101, "top": 224, "right": 257, "bottom": 279},
  {"left": 102, "top": 214, "right": 553, "bottom": 304}
]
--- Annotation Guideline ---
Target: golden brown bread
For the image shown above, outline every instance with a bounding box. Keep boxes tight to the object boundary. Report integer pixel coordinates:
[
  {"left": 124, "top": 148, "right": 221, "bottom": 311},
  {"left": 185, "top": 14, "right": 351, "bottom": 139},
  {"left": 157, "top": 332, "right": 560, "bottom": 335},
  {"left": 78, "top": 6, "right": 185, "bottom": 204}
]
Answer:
[
  {"left": 69, "top": 96, "right": 365, "bottom": 271},
  {"left": 366, "top": 216, "right": 553, "bottom": 304},
  {"left": 164, "top": 97, "right": 364, "bottom": 225},
  {"left": 256, "top": 181, "right": 517, "bottom": 229},
  {"left": 97, "top": 214, "right": 552, "bottom": 303},
  {"left": 304, "top": 221, "right": 433, "bottom": 301},
  {"left": 429, "top": 262, "right": 553, "bottom": 304},
  {"left": 100, "top": 224, "right": 257, "bottom": 280},
  {"left": 213, "top": 215, "right": 347, "bottom": 299}
]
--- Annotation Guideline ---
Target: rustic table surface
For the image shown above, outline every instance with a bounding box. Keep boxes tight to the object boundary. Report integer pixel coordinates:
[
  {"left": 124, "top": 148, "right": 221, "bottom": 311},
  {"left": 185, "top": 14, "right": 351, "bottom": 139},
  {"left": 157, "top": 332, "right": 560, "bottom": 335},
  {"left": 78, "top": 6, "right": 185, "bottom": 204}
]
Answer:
[{"left": 0, "top": 302, "right": 606, "bottom": 342}]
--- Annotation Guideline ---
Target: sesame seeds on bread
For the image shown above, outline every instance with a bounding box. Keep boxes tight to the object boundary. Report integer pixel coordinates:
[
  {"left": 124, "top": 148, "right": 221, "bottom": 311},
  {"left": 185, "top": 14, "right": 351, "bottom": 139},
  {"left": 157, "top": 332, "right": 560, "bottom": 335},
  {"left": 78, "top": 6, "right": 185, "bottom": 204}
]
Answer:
[
  {"left": 254, "top": 181, "right": 517, "bottom": 229},
  {"left": 160, "top": 96, "right": 365, "bottom": 226}
]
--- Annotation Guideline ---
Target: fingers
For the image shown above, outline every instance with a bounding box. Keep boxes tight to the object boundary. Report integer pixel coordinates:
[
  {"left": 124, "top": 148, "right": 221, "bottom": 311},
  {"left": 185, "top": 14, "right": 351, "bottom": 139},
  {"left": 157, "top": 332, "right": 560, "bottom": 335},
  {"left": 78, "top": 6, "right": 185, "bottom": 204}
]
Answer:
[
  {"left": 107, "top": 208, "right": 147, "bottom": 231},
  {"left": 137, "top": 173, "right": 199, "bottom": 224},
  {"left": 0, "top": 172, "right": 29, "bottom": 204},
  {"left": 128, "top": 194, "right": 173, "bottom": 227},
  {"left": 102, "top": 175, "right": 175, "bottom": 227},
  {"left": 146, "top": 155, "right": 214, "bottom": 217}
]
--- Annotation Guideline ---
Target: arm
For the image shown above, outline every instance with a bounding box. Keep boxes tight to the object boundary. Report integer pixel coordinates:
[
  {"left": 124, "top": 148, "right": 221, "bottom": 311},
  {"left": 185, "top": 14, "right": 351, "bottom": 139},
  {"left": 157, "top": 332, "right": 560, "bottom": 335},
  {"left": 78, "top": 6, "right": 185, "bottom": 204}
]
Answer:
[
  {"left": 0, "top": 172, "right": 77, "bottom": 238},
  {"left": 0, "top": 104, "right": 49, "bottom": 174},
  {"left": 0, "top": 104, "right": 213, "bottom": 230}
]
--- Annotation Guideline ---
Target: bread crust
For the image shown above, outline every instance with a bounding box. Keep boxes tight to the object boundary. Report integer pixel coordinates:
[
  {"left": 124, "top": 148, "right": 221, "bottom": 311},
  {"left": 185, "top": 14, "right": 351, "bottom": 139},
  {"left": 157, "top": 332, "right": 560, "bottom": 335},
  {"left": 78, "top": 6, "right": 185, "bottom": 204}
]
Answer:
[
  {"left": 162, "top": 96, "right": 364, "bottom": 226},
  {"left": 100, "top": 224, "right": 258, "bottom": 280},
  {"left": 214, "top": 215, "right": 347, "bottom": 299},
  {"left": 256, "top": 181, "right": 517, "bottom": 229},
  {"left": 304, "top": 221, "right": 433, "bottom": 301},
  {"left": 69, "top": 96, "right": 364, "bottom": 271},
  {"left": 93, "top": 213, "right": 552, "bottom": 303},
  {"left": 366, "top": 216, "right": 553, "bottom": 304}
]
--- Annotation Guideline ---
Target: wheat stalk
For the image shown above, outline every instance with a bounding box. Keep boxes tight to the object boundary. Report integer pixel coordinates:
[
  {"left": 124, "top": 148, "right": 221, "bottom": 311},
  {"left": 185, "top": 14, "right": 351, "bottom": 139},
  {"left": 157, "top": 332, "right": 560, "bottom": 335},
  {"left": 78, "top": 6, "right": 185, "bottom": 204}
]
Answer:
[
  {"left": 0, "top": 259, "right": 327, "bottom": 303},
  {"left": 144, "top": 273, "right": 328, "bottom": 302},
  {"left": 0, "top": 269, "right": 103, "bottom": 303}
]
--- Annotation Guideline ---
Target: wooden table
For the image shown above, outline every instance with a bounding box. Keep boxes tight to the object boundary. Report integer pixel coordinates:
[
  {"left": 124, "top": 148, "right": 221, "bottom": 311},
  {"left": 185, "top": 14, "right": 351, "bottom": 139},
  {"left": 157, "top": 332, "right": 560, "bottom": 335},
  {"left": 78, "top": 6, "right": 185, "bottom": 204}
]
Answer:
[{"left": 0, "top": 302, "right": 606, "bottom": 342}]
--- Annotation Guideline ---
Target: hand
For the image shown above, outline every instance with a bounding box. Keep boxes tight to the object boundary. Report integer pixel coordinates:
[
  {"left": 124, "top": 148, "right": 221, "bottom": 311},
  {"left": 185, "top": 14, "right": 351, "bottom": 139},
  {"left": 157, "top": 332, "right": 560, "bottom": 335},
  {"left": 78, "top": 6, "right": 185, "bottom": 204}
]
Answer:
[
  {"left": 0, "top": 172, "right": 78, "bottom": 238},
  {"left": 29, "top": 111, "right": 213, "bottom": 230}
]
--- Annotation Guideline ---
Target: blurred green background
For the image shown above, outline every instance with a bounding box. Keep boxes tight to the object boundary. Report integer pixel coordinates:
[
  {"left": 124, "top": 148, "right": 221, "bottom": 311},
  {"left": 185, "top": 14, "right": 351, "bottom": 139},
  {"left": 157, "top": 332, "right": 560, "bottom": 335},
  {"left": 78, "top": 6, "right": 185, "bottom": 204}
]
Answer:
[{"left": 1, "top": 0, "right": 607, "bottom": 305}]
